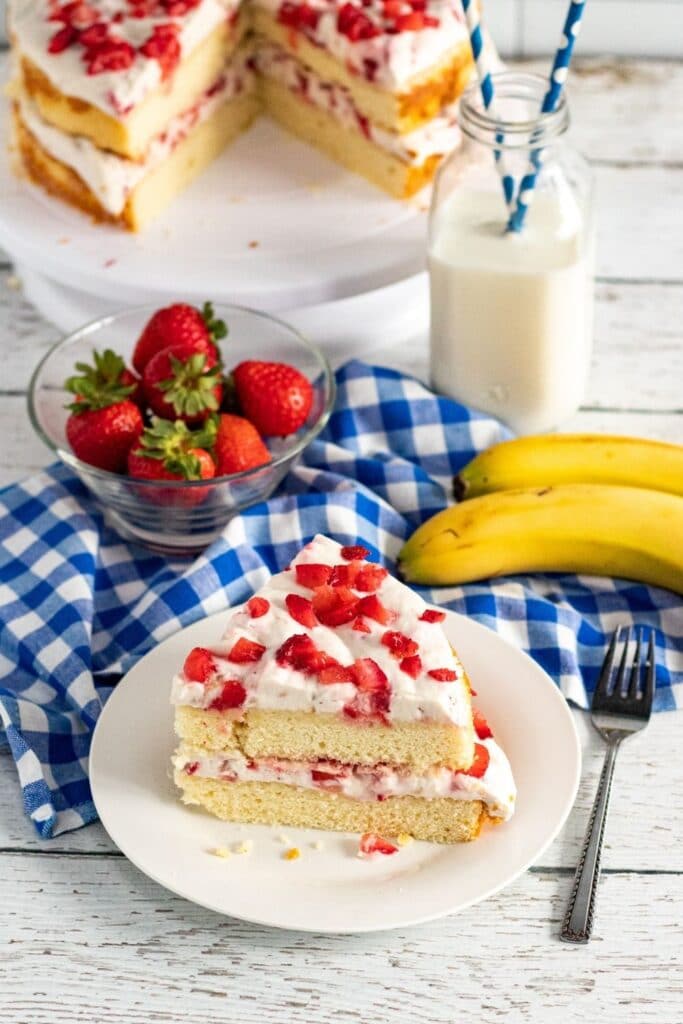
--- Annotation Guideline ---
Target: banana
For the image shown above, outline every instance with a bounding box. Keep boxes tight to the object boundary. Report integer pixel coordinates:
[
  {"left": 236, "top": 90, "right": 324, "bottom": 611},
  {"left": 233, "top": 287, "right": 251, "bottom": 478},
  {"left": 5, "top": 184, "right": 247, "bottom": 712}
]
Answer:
[
  {"left": 454, "top": 434, "right": 683, "bottom": 501},
  {"left": 398, "top": 484, "right": 683, "bottom": 594}
]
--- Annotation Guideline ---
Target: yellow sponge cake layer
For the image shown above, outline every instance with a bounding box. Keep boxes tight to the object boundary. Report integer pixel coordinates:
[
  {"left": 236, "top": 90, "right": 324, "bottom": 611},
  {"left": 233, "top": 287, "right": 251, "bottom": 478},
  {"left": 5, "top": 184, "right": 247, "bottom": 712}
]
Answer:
[{"left": 176, "top": 772, "right": 487, "bottom": 844}]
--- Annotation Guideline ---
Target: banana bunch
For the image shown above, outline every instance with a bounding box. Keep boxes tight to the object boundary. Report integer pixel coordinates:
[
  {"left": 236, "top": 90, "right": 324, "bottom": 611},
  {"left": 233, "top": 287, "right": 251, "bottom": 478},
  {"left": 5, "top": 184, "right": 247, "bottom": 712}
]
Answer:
[{"left": 399, "top": 435, "right": 683, "bottom": 594}]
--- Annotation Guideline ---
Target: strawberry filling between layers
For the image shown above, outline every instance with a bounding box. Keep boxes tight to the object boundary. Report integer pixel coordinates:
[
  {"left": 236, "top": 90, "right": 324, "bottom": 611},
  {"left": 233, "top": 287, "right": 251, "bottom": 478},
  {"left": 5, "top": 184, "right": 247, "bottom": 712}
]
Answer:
[
  {"left": 173, "top": 736, "right": 517, "bottom": 819},
  {"left": 256, "top": 41, "right": 460, "bottom": 164},
  {"left": 15, "top": 58, "right": 254, "bottom": 215}
]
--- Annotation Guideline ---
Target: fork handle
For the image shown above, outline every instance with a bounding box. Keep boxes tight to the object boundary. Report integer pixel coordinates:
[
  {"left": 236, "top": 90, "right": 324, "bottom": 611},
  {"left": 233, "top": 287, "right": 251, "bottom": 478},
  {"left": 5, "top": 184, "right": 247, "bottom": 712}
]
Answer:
[{"left": 560, "top": 737, "right": 621, "bottom": 943}]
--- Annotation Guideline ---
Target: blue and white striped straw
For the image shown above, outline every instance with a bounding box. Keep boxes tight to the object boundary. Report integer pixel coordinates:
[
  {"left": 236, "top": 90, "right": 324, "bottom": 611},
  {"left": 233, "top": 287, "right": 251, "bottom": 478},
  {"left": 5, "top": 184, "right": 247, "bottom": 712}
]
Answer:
[
  {"left": 507, "top": 1, "right": 587, "bottom": 233},
  {"left": 461, "top": 0, "right": 516, "bottom": 211}
]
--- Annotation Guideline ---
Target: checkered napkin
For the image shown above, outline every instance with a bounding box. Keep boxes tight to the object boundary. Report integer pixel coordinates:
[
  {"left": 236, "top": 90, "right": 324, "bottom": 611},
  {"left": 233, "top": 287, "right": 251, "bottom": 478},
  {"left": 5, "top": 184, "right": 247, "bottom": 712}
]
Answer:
[{"left": 1, "top": 361, "right": 681, "bottom": 838}]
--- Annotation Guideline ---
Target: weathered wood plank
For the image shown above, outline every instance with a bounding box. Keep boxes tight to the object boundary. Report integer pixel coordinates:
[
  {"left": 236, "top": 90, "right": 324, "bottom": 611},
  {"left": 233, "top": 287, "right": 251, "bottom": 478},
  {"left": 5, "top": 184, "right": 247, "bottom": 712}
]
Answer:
[
  {"left": 1, "top": 855, "right": 681, "bottom": 1024},
  {"left": 2, "top": 709, "right": 682, "bottom": 872}
]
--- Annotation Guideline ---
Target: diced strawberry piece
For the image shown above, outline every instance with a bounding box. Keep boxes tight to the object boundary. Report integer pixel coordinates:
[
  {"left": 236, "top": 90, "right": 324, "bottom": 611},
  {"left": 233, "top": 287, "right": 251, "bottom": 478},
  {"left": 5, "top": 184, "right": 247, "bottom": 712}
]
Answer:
[
  {"left": 473, "top": 709, "right": 493, "bottom": 740},
  {"left": 276, "top": 634, "right": 335, "bottom": 676},
  {"left": 184, "top": 761, "right": 199, "bottom": 775},
  {"left": 183, "top": 646, "right": 215, "bottom": 683},
  {"left": 351, "top": 658, "right": 389, "bottom": 693},
  {"left": 48, "top": 24, "right": 78, "bottom": 52},
  {"left": 382, "top": 0, "right": 403, "bottom": 17},
  {"left": 312, "top": 585, "right": 359, "bottom": 627},
  {"left": 340, "top": 544, "right": 370, "bottom": 561},
  {"left": 246, "top": 596, "right": 270, "bottom": 618},
  {"left": 352, "top": 617, "right": 371, "bottom": 633},
  {"left": 420, "top": 608, "right": 446, "bottom": 623},
  {"left": 354, "top": 564, "right": 389, "bottom": 592},
  {"left": 209, "top": 680, "right": 247, "bottom": 711},
  {"left": 85, "top": 40, "right": 136, "bottom": 75},
  {"left": 428, "top": 668, "right": 457, "bottom": 681},
  {"left": 311, "top": 768, "right": 343, "bottom": 782},
  {"left": 328, "top": 561, "right": 361, "bottom": 587},
  {"left": 381, "top": 631, "right": 418, "bottom": 659},
  {"left": 359, "top": 832, "right": 399, "bottom": 856},
  {"left": 424, "top": 14, "right": 440, "bottom": 27},
  {"left": 78, "top": 22, "right": 109, "bottom": 47},
  {"left": 400, "top": 655, "right": 422, "bottom": 678},
  {"left": 396, "top": 10, "right": 424, "bottom": 30},
  {"left": 461, "top": 742, "right": 490, "bottom": 778},
  {"left": 345, "top": 659, "right": 391, "bottom": 720},
  {"left": 357, "top": 594, "right": 395, "bottom": 625},
  {"left": 295, "top": 563, "right": 332, "bottom": 588},
  {"left": 319, "top": 664, "right": 354, "bottom": 685},
  {"left": 286, "top": 593, "right": 317, "bottom": 628},
  {"left": 227, "top": 637, "right": 266, "bottom": 663}
]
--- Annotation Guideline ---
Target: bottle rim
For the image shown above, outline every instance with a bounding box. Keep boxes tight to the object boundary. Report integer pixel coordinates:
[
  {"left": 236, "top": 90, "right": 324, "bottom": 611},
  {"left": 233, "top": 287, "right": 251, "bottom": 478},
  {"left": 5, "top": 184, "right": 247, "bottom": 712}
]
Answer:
[{"left": 459, "top": 72, "right": 569, "bottom": 148}]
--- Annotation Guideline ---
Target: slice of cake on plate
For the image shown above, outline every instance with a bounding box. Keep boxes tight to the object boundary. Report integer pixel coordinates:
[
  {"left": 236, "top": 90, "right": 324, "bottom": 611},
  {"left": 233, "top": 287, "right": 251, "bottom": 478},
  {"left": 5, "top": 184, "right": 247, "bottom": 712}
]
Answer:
[{"left": 171, "top": 535, "right": 516, "bottom": 844}]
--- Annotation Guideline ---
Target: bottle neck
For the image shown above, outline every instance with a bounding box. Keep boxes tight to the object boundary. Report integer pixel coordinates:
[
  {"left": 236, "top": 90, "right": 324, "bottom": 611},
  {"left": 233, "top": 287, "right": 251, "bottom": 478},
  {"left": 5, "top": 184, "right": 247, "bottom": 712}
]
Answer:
[{"left": 458, "top": 72, "right": 569, "bottom": 153}]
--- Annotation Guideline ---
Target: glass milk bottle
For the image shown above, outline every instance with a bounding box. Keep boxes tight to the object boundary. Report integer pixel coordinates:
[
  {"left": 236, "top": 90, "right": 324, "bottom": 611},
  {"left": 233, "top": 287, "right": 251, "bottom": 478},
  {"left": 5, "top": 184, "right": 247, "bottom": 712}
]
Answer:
[{"left": 429, "top": 73, "right": 595, "bottom": 434}]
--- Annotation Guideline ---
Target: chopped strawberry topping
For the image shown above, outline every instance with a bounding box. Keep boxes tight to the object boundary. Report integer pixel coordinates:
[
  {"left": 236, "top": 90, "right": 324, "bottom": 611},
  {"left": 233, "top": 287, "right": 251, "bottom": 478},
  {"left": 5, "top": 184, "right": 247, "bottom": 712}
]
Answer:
[
  {"left": 428, "top": 668, "right": 457, "bottom": 681},
  {"left": 461, "top": 742, "right": 490, "bottom": 778},
  {"left": 183, "top": 646, "right": 215, "bottom": 683},
  {"left": 344, "top": 659, "right": 391, "bottom": 720},
  {"left": 359, "top": 832, "right": 399, "bottom": 856},
  {"left": 328, "top": 561, "right": 361, "bottom": 587},
  {"left": 295, "top": 562, "right": 332, "bottom": 588},
  {"left": 312, "top": 585, "right": 359, "bottom": 627},
  {"left": 311, "top": 767, "right": 343, "bottom": 782},
  {"left": 246, "top": 596, "right": 270, "bottom": 618},
  {"left": 227, "top": 637, "right": 266, "bottom": 663},
  {"left": 140, "top": 22, "right": 181, "bottom": 80},
  {"left": 354, "top": 564, "right": 389, "bottom": 592},
  {"left": 420, "top": 608, "right": 446, "bottom": 623},
  {"left": 319, "top": 664, "right": 354, "bottom": 685},
  {"left": 351, "top": 658, "right": 389, "bottom": 692},
  {"left": 278, "top": 1, "right": 321, "bottom": 31},
  {"left": 473, "top": 709, "right": 493, "bottom": 740},
  {"left": 184, "top": 761, "right": 199, "bottom": 775},
  {"left": 340, "top": 544, "right": 370, "bottom": 561},
  {"left": 85, "top": 39, "right": 136, "bottom": 75},
  {"left": 381, "top": 631, "right": 418, "bottom": 659},
  {"left": 337, "top": 3, "right": 381, "bottom": 41},
  {"left": 47, "top": 25, "right": 78, "bottom": 52},
  {"left": 276, "top": 634, "right": 336, "bottom": 675},
  {"left": 286, "top": 593, "right": 317, "bottom": 628},
  {"left": 357, "top": 594, "right": 395, "bottom": 625},
  {"left": 352, "top": 617, "right": 371, "bottom": 633},
  {"left": 209, "top": 680, "right": 247, "bottom": 711},
  {"left": 400, "top": 655, "right": 422, "bottom": 678},
  {"left": 78, "top": 22, "right": 110, "bottom": 47}
]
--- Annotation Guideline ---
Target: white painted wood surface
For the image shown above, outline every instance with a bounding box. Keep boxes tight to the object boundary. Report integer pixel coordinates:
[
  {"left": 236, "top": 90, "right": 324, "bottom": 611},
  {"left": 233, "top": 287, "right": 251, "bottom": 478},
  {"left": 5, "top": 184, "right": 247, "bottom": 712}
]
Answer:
[{"left": 0, "top": 57, "right": 682, "bottom": 1024}]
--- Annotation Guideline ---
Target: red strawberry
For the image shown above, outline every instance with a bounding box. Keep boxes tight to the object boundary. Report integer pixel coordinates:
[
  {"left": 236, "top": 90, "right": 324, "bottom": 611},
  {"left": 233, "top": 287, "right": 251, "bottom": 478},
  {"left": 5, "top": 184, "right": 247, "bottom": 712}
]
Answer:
[
  {"left": 461, "top": 743, "right": 490, "bottom": 779},
  {"left": 359, "top": 833, "right": 398, "bottom": 856},
  {"left": 473, "top": 709, "right": 493, "bottom": 740},
  {"left": 351, "top": 658, "right": 389, "bottom": 693},
  {"left": 209, "top": 680, "right": 247, "bottom": 711},
  {"left": 319, "top": 665, "right": 354, "bottom": 684},
  {"left": 400, "top": 655, "right": 422, "bottom": 678},
  {"left": 420, "top": 609, "right": 446, "bottom": 623},
  {"left": 143, "top": 340, "right": 222, "bottom": 423},
  {"left": 312, "top": 585, "right": 359, "bottom": 627},
  {"left": 140, "top": 22, "right": 181, "bottom": 80},
  {"left": 48, "top": 24, "right": 78, "bottom": 52},
  {"left": 381, "top": 631, "right": 418, "bottom": 659},
  {"left": 227, "top": 637, "right": 266, "bottom": 663},
  {"left": 340, "top": 544, "right": 370, "bottom": 561},
  {"left": 213, "top": 413, "right": 270, "bottom": 476},
  {"left": 286, "top": 593, "right": 317, "bottom": 628},
  {"left": 428, "top": 668, "right": 457, "bottom": 682},
  {"left": 276, "top": 634, "right": 335, "bottom": 675},
  {"left": 352, "top": 617, "right": 371, "bottom": 633},
  {"left": 311, "top": 767, "right": 345, "bottom": 783},
  {"left": 295, "top": 563, "right": 332, "bottom": 589},
  {"left": 84, "top": 39, "right": 136, "bottom": 75},
  {"left": 184, "top": 761, "right": 199, "bottom": 775},
  {"left": 345, "top": 659, "right": 391, "bottom": 720},
  {"left": 354, "top": 565, "right": 388, "bottom": 592},
  {"left": 357, "top": 594, "right": 394, "bottom": 625},
  {"left": 183, "top": 647, "right": 215, "bottom": 683},
  {"left": 328, "top": 561, "right": 361, "bottom": 588},
  {"left": 233, "top": 360, "right": 313, "bottom": 437},
  {"left": 64, "top": 348, "right": 143, "bottom": 473},
  {"left": 127, "top": 418, "right": 216, "bottom": 506},
  {"left": 246, "top": 596, "right": 270, "bottom": 618},
  {"left": 132, "top": 301, "right": 226, "bottom": 373}
]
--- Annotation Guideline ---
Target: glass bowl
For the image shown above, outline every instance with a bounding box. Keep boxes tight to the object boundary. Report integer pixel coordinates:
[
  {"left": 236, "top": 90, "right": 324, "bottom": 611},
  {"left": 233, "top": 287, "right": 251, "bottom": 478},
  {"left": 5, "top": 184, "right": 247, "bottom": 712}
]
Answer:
[{"left": 28, "top": 304, "right": 335, "bottom": 555}]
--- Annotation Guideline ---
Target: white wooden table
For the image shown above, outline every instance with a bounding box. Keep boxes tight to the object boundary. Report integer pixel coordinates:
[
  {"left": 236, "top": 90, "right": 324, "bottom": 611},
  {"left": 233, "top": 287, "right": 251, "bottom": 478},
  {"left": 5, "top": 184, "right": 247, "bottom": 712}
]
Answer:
[{"left": 1, "top": 58, "right": 682, "bottom": 1024}]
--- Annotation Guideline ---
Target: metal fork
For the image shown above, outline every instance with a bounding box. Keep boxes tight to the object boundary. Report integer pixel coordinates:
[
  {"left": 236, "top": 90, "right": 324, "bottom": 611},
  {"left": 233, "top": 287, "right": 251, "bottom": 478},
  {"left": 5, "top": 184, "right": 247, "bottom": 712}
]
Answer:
[{"left": 560, "top": 626, "right": 656, "bottom": 944}]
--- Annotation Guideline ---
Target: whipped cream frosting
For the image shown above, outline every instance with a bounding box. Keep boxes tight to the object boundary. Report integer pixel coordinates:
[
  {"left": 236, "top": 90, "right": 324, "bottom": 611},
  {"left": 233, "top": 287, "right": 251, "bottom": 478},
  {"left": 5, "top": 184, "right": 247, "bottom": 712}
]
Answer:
[
  {"left": 174, "top": 735, "right": 517, "bottom": 819},
  {"left": 256, "top": 41, "right": 460, "bottom": 164},
  {"left": 253, "top": 0, "right": 469, "bottom": 90},
  {"left": 9, "top": 0, "right": 239, "bottom": 116},
  {"left": 16, "top": 62, "right": 252, "bottom": 214},
  {"left": 171, "top": 535, "right": 472, "bottom": 726}
]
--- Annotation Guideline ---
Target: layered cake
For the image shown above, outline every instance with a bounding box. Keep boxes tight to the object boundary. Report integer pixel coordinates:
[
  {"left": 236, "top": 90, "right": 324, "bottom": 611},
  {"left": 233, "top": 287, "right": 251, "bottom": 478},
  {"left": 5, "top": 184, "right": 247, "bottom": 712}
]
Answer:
[
  {"left": 171, "top": 535, "right": 516, "bottom": 844},
  {"left": 7, "top": 0, "right": 475, "bottom": 228}
]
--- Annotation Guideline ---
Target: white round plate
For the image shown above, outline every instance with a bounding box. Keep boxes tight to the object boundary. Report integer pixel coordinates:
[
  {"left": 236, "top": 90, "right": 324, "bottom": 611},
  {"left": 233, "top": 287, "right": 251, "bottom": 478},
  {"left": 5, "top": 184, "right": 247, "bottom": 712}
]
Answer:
[
  {"left": 90, "top": 608, "right": 580, "bottom": 933},
  {"left": 0, "top": 103, "right": 429, "bottom": 312}
]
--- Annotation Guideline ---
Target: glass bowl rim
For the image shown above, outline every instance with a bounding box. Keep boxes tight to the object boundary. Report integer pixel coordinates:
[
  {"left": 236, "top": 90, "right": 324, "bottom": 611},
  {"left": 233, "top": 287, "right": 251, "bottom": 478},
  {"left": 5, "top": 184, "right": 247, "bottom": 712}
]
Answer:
[{"left": 27, "top": 301, "right": 336, "bottom": 490}]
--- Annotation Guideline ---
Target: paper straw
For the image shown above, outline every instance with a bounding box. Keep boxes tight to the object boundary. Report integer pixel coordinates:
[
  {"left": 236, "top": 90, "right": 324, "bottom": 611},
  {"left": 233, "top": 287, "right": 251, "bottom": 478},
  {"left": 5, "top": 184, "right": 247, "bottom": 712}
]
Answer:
[
  {"left": 461, "top": 0, "right": 516, "bottom": 210},
  {"left": 507, "top": 0, "right": 587, "bottom": 233}
]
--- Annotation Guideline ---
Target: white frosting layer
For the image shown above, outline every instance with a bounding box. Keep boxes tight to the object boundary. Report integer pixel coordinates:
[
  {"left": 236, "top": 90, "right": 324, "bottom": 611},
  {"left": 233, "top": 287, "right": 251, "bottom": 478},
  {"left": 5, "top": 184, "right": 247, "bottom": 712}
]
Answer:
[
  {"left": 9, "top": 0, "right": 239, "bottom": 116},
  {"left": 174, "top": 736, "right": 516, "bottom": 819},
  {"left": 17, "top": 63, "right": 252, "bottom": 214},
  {"left": 171, "top": 535, "right": 472, "bottom": 726},
  {"left": 256, "top": 41, "right": 460, "bottom": 164},
  {"left": 253, "top": 0, "right": 469, "bottom": 90}
]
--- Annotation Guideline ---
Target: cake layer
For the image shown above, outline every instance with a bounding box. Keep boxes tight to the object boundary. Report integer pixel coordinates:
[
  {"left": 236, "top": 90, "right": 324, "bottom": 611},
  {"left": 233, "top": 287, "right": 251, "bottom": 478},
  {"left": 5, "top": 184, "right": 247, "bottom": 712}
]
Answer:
[
  {"left": 175, "top": 705, "right": 475, "bottom": 771},
  {"left": 262, "top": 76, "right": 441, "bottom": 197},
  {"left": 175, "top": 773, "right": 488, "bottom": 843},
  {"left": 174, "top": 735, "right": 516, "bottom": 818},
  {"left": 17, "top": 14, "right": 248, "bottom": 158},
  {"left": 252, "top": 7, "right": 473, "bottom": 132},
  {"left": 14, "top": 84, "right": 259, "bottom": 229}
]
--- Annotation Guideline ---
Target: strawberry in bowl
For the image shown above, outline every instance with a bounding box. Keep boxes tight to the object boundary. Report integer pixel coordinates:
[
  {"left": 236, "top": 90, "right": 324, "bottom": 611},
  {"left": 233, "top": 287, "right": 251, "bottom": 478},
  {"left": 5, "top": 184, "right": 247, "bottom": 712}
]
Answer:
[{"left": 28, "top": 303, "right": 335, "bottom": 554}]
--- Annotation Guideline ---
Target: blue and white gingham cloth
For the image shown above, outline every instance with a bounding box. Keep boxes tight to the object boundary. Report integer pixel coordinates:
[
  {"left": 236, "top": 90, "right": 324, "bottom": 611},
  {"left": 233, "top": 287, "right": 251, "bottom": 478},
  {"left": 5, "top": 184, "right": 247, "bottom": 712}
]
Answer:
[{"left": 1, "top": 360, "right": 681, "bottom": 838}]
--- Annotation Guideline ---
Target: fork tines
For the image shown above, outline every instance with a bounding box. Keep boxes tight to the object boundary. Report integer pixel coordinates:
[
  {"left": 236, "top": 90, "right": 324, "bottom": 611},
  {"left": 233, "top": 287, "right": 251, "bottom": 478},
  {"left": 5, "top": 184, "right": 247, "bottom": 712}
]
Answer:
[{"left": 592, "top": 626, "right": 656, "bottom": 710}]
